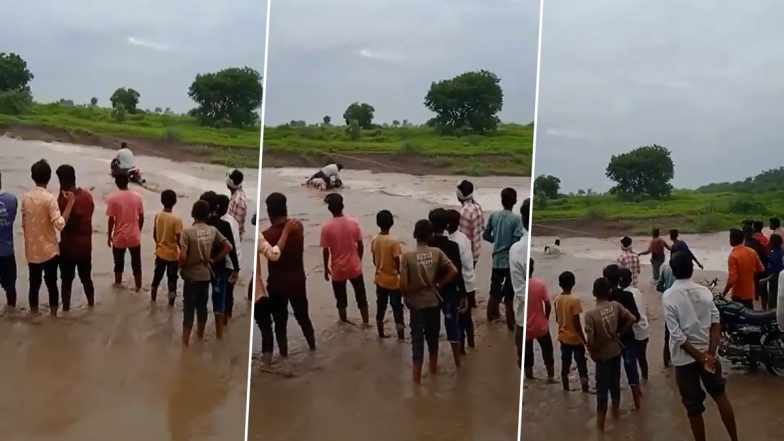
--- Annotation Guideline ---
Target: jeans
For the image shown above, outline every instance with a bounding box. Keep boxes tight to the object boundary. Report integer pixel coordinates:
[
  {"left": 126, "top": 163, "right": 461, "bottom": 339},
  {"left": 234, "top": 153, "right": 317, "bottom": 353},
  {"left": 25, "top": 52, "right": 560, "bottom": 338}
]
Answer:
[
  {"left": 621, "top": 340, "right": 640, "bottom": 386},
  {"left": 211, "top": 269, "right": 228, "bottom": 315},
  {"left": 651, "top": 255, "right": 664, "bottom": 281},
  {"left": 183, "top": 280, "right": 210, "bottom": 327},
  {"left": 60, "top": 255, "right": 94, "bottom": 308},
  {"left": 113, "top": 246, "right": 142, "bottom": 275},
  {"left": 489, "top": 268, "right": 514, "bottom": 301},
  {"left": 410, "top": 306, "right": 441, "bottom": 363},
  {"left": 151, "top": 257, "right": 178, "bottom": 293},
  {"left": 225, "top": 280, "right": 236, "bottom": 318},
  {"left": 441, "top": 291, "right": 462, "bottom": 343},
  {"left": 332, "top": 274, "right": 368, "bottom": 309},
  {"left": 560, "top": 343, "right": 589, "bottom": 379},
  {"left": 29, "top": 256, "right": 60, "bottom": 309},
  {"left": 0, "top": 254, "right": 17, "bottom": 307},
  {"left": 595, "top": 355, "right": 622, "bottom": 412},
  {"left": 376, "top": 286, "right": 404, "bottom": 331},
  {"left": 254, "top": 294, "right": 289, "bottom": 355}
]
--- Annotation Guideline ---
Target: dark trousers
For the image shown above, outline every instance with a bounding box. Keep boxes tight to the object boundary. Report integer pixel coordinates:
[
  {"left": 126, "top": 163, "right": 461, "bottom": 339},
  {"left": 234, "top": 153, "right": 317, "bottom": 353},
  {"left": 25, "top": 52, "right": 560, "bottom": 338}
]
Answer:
[
  {"left": 595, "top": 355, "right": 622, "bottom": 412},
  {"left": 255, "top": 295, "right": 289, "bottom": 355},
  {"left": 332, "top": 274, "right": 368, "bottom": 309},
  {"left": 60, "top": 255, "right": 94, "bottom": 308},
  {"left": 29, "top": 256, "right": 60, "bottom": 310},
  {"left": 112, "top": 246, "right": 142, "bottom": 275},
  {"left": 376, "top": 286, "right": 405, "bottom": 333},
  {"left": 0, "top": 254, "right": 17, "bottom": 307},
  {"left": 524, "top": 332, "right": 555, "bottom": 368},
  {"left": 225, "top": 281, "right": 236, "bottom": 318},
  {"left": 651, "top": 255, "right": 664, "bottom": 281},
  {"left": 182, "top": 280, "right": 209, "bottom": 328},
  {"left": 515, "top": 325, "right": 524, "bottom": 366},
  {"left": 560, "top": 343, "right": 589, "bottom": 379},
  {"left": 489, "top": 268, "right": 514, "bottom": 301},
  {"left": 151, "top": 257, "right": 178, "bottom": 292},
  {"left": 769, "top": 272, "right": 779, "bottom": 309},
  {"left": 410, "top": 306, "right": 441, "bottom": 363}
]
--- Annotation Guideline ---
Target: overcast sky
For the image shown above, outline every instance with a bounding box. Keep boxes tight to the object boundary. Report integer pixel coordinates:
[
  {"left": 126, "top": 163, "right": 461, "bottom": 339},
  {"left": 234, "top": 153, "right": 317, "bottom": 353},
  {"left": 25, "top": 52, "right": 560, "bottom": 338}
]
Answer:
[
  {"left": 535, "top": 0, "right": 784, "bottom": 192},
  {"left": 1, "top": 0, "right": 266, "bottom": 112},
  {"left": 263, "top": 0, "right": 539, "bottom": 126}
]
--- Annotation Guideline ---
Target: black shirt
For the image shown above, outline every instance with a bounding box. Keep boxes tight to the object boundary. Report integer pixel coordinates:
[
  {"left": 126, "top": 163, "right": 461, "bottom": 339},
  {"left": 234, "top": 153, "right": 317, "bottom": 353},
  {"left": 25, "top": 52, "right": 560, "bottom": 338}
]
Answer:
[
  {"left": 429, "top": 234, "right": 466, "bottom": 298},
  {"left": 609, "top": 287, "right": 640, "bottom": 344},
  {"left": 207, "top": 216, "right": 240, "bottom": 272}
]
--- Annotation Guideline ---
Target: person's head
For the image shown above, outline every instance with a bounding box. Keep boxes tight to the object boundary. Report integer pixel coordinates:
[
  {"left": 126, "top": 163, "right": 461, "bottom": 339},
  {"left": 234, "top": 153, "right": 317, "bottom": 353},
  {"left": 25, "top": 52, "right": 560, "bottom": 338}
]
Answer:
[
  {"left": 521, "top": 197, "right": 530, "bottom": 231},
  {"left": 227, "top": 169, "right": 244, "bottom": 191},
  {"left": 753, "top": 220, "right": 764, "bottom": 233},
  {"left": 376, "top": 209, "right": 394, "bottom": 232},
  {"left": 324, "top": 193, "right": 344, "bottom": 216},
  {"left": 55, "top": 164, "right": 76, "bottom": 189},
  {"left": 215, "top": 194, "right": 230, "bottom": 217},
  {"left": 191, "top": 200, "right": 211, "bottom": 222},
  {"left": 31, "top": 159, "right": 52, "bottom": 186},
  {"left": 652, "top": 228, "right": 660, "bottom": 237},
  {"left": 456, "top": 180, "right": 474, "bottom": 202},
  {"left": 770, "top": 233, "right": 782, "bottom": 251},
  {"left": 593, "top": 277, "right": 611, "bottom": 300},
  {"left": 742, "top": 224, "right": 754, "bottom": 241},
  {"left": 501, "top": 187, "right": 517, "bottom": 210},
  {"left": 120, "top": 141, "right": 128, "bottom": 149},
  {"left": 770, "top": 217, "right": 781, "bottom": 230},
  {"left": 336, "top": 163, "right": 344, "bottom": 171},
  {"left": 729, "top": 228, "right": 744, "bottom": 247},
  {"left": 742, "top": 219, "right": 753, "bottom": 228},
  {"left": 670, "top": 251, "right": 694, "bottom": 280},
  {"left": 265, "top": 192, "right": 287, "bottom": 219},
  {"left": 559, "top": 271, "right": 575, "bottom": 292},
  {"left": 529, "top": 258, "right": 535, "bottom": 277},
  {"left": 428, "top": 208, "right": 449, "bottom": 234},
  {"left": 160, "top": 189, "right": 177, "bottom": 209},
  {"left": 602, "top": 264, "right": 620, "bottom": 288},
  {"left": 199, "top": 191, "right": 218, "bottom": 215},
  {"left": 619, "top": 267, "right": 633, "bottom": 289},
  {"left": 445, "top": 209, "right": 460, "bottom": 233},
  {"left": 554, "top": 239, "right": 561, "bottom": 246},
  {"left": 413, "top": 219, "right": 433, "bottom": 243},
  {"left": 114, "top": 173, "right": 129, "bottom": 190},
  {"left": 620, "top": 236, "right": 632, "bottom": 249},
  {"left": 669, "top": 229, "right": 679, "bottom": 241}
]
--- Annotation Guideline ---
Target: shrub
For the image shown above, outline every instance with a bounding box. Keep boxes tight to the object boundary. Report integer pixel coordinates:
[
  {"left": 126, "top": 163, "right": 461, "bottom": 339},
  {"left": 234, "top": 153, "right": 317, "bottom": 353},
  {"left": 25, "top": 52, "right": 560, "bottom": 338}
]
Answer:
[
  {"left": 162, "top": 127, "right": 182, "bottom": 142},
  {"left": 0, "top": 89, "right": 33, "bottom": 115}
]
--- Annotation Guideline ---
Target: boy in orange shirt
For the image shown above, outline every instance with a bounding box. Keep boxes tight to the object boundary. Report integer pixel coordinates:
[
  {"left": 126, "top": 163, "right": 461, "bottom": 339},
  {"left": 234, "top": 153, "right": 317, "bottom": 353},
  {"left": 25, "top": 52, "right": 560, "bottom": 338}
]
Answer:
[
  {"left": 553, "top": 271, "right": 590, "bottom": 392},
  {"left": 371, "top": 210, "right": 404, "bottom": 339},
  {"left": 151, "top": 190, "right": 183, "bottom": 305}
]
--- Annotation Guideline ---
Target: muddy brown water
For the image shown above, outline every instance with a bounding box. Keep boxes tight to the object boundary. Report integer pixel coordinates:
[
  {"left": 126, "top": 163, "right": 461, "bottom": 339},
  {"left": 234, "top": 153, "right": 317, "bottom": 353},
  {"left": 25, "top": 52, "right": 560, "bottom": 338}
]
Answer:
[
  {"left": 0, "top": 138, "right": 258, "bottom": 441},
  {"left": 520, "top": 235, "right": 784, "bottom": 441},
  {"left": 247, "top": 168, "right": 530, "bottom": 441}
]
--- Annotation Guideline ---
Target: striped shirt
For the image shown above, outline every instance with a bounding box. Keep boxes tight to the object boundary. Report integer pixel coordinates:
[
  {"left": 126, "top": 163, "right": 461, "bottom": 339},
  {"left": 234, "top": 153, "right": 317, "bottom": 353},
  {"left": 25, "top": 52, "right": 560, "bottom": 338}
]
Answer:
[
  {"left": 617, "top": 250, "right": 641, "bottom": 287},
  {"left": 459, "top": 199, "right": 484, "bottom": 263},
  {"left": 228, "top": 187, "right": 248, "bottom": 240}
]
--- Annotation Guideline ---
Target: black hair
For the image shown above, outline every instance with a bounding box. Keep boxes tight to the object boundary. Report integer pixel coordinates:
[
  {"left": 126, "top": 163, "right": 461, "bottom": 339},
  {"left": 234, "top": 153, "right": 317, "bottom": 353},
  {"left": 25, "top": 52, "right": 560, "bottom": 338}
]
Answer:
[
  {"left": 337, "top": 163, "right": 344, "bottom": 170},
  {"left": 191, "top": 200, "right": 211, "bottom": 221},
  {"left": 753, "top": 220, "right": 764, "bottom": 233},
  {"left": 770, "top": 217, "right": 781, "bottom": 229},
  {"left": 558, "top": 271, "right": 575, "bottom": 290},
  {"left": 114, "top": 173, "right": 129, "bottom": 189},
  {"left": 161, "top": 189, "right": 177, "bottom": 209},
  {"left": 593, "top": 277, "right": 611, "bottom": 299},
  {"left": 445, "top": 209, "right": 461, "bottom": 233},
  {"left": 729, "top": 228, "right": 744, "bottom": 246},
  {"left": 376, "top": 210, "right": 394, "bottom": 230},
  {"left": 770, "top": 233, "right": 782, "bottom": 250},
  {"left": 669, "top": 229, "right": 679, "bottom": 240},
  {"left": 428, "top": 208, "right": 449, "bottom": 233},
  {"left": 619, "top": 267, "right": 632, "bottom": 288},
  {"left": 554, "top": 239, "right": 561, "bottom": 246},
  {"left": 229, "top": 169, "right": 244, "bottom": 185},
  {"left": 121, "top": 142, "right": 128, "bottom": 149},
  {"left": 742, "top": 219, "right": 753, "bottom": 227},
  {"left": 621, "top": 236, "right": 632, "bottom": 248},
  {"left": 265, "top": 192, "right": 287, "bottom": 219},
  {"left": 501, "top": 187, "right": 517, "bottom": 210},
  {"left": 521, "top": 198, "right": 530, "bottom": 230},
  {"left": 457, "top": 180, "right": 474, "bottom": 198},
  {"left": 199, "top": 191, "right": 218, "bottom": 213},
  {"left": 742, "top": 224, "right": 754, "bottom": 240},
  {"left": 215, "top": 194, "right": 230, "bottom": 217},
  {"left": 602, "top": 264, "right": 620, "bottom": 287},
  {"left": 413, "top": 219, "right": 433, "bottom": 242},
  {"left": 652, "top": 228, "right": 660, "bottom": 237},
  {"left": 670, "top": 251, "right": 694, "bottom": 280},
  {"left": 324, "top": 193, "right": 344, "bottom": 214},
  {"left": 31, "top": 159, "right": 52, "bottom": 185},
  {"left": 55, "top": 164, "right": 76, "bottom": 188}
]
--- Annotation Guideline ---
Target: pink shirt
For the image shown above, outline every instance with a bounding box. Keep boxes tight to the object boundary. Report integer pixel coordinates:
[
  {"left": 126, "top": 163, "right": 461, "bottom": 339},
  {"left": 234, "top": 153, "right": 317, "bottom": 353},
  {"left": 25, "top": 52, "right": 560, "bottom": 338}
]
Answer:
[
  {"left": 320, "top": 216, "right": 363, "bottom": 282},
  {"left": 21, "top": 187, "right": 65, "bottom": 264},
  {"left": 106, "top": 190, "right": 144, "bottom": 248},
  {"left": 526, "top": 277, "right": 551, "bottom": 340}
]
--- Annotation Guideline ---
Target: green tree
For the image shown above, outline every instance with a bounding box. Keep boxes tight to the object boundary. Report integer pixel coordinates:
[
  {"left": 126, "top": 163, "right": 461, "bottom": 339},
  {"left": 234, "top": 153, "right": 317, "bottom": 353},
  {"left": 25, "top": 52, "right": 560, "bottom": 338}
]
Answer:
[
  {"left": 110, "top": 87, "right": 140, "bottom": 113},
  {"left": 606, "top": 145, "right": 674, "bottom": 198},
  {"left": 154, "top": 107, "right": 162, "bottom": 113},
  {"left": 323, "top": 115, "right": 331, "bottom": 125},
  {"left": 424, "top": 70, "right": 503, "bottom": 134},
  {"left": 0, "top": 53, "right": 34, "bottom": 91},
  {"left": 90, "top": 97, "right": 98, "bottom": 106},
  {"left": 534, "top": 175, "right": 561, "bottom": 199},
  {"left": 392, "top": 120, "right": 400, "bottom": 127},
  {"left": 188, "top": 66, "right": 263, "bottom": 128},
  {"left": 343, "top": 102, "right": 375, "bottom": 129}
]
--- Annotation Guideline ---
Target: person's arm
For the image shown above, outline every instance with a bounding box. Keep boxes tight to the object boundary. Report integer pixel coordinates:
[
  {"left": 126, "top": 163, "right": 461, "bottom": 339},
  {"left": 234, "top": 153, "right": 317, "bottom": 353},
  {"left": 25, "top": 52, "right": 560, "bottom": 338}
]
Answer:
[
  {"left": 638, "top": 240, "right": 652, "bottom": 256},
  {"left": 722, "top": 254, "right": 737, "bottom": 297},
  {"left": 277, "top": 220, "right": 299, "bottom": 253},
  {"left": 137, "top": 197, "right": 144, "bottom": 231},
  {"left": 371, "top": 239, "right": 377, "bottom": 267},
  {"left": 663, "top": 240, "right": 672, "bottom": 251},
  {"left": 107, "top": 217, "right": 115, "bottom": 248},
  {"left": 152, "top": 215, "right": 158, "bottom": 243},
  {"left": 573, "top": 312, "right": 587, "bottom": 345},
  {"left": 663, "top": 298, "right": 702, "bottom": 363},
  {"left": 708, "top": 302, "right": 721, "bottom": 357},
  {"left": 222, "top": 223, "right": 240, "bottom": 272},
  {"left": 50, "top": 194, "right": 72, "bottom": 230},
  {"left": 618, "top": 306, "right": 636, "bottom": 339},
  {"left": 755, "top": 255, "right": 765, "bottom": 277},
  {"left": 354, "top": 221, "right": 364, "bottom": 260},
  {"left": 689, "top": 247, "right": 703, "bottom": 269},
  {"left": 357, "top": 240, "right": 364, "bottom": 261},
  {"left": 178, "top": 234, "right": 188, "bottom": 268},
  {"left": 584, "top": 315, "right": 595, "bottom": 351},
  {"left": 323, "top": 248, "right": 331, "bottom": 281},
  {"left": 212, "top": 232, "right": 233, "bottom": 264},
  {"left": 398, "top": 256, "right": 409, "bottom": 295},
  {"left": 437, "top": 253, "right": 458, "bottom": 289},
  {"left": 544, "top": 299, "right": 552, "bottom": 321},
  {"left": 482, "top": 216, "right": 494, "bottom": 243},
  {"left": 625, "top": 292, "right": 641, "bottom": 322}
]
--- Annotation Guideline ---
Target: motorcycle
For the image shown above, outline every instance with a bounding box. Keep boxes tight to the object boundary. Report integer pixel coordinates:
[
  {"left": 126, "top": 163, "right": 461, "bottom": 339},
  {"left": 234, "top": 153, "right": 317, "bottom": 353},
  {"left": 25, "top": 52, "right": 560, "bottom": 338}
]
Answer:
[
  {"left": 110, "top": 162, "right": 146, "bottom": 186},
  {"left": 703, "top": 278, "right": 784, "bottom": 376}
]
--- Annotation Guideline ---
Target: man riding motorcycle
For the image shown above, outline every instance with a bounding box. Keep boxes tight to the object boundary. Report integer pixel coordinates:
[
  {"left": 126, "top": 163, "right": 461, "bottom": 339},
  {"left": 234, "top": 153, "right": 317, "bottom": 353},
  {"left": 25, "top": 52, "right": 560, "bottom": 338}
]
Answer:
[{"left": 111, "top": 142, "right": 144, "bottom": 184}]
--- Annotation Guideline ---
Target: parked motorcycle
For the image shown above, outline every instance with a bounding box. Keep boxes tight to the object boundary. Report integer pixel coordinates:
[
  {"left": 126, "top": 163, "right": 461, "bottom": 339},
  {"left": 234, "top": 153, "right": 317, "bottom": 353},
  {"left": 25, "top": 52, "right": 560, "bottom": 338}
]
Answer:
[{"left": 703, "top": 278, "right": 784, "bottom": 376}]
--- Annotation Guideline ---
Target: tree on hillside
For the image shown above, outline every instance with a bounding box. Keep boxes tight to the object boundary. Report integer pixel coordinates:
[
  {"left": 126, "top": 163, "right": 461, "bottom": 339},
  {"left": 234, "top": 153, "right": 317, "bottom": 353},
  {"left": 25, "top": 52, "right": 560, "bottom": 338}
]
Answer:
[
  {"left": 0, "top": 53, "right": 34, "bottom": 115},
  {"left": 424, "top": 70, "right": 503, "bottom": 134},
  {"left": 343, "top": 102, "right": 375, "bottom": 129},
  {"left": 57, "top": 99, "right": 74, "bottom": 107},
  {"left": 90, "top": 97, "right": 98, "bottom": 106},
  {"left": 606, "top": 145, "right": 674, "bottom": 198},
  {"left": 154, "top": 107, "right": 162, "bottom": 113},
  {"left": 110, "top": 87, "right": 141, "bottom": 113},
  {"left": 534, "top": 175, "right": 561, "bottom": 199},
  {"left": 188, "top": 66, "right": 263, "bottom": 128},
  {"left": 392, "top": 120, "right": 400, "bottom": 127},
  {"left": 323, "top": 115, "right": 331, "bottom": 125}
]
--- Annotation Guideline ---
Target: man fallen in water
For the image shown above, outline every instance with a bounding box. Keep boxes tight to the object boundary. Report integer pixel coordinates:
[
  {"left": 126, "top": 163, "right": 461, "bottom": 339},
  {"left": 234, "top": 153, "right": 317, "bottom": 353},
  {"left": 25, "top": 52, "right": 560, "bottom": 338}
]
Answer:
[{"left": 306, "top": 163, "right": 344, "bottom": 190}]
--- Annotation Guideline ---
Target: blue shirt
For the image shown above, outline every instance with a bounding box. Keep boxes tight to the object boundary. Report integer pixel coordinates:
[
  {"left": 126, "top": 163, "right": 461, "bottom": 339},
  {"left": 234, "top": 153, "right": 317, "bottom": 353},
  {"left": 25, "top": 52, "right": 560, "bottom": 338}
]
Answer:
[
  {"left": 769, "top": 249, "right": 784, "bottom": 274},
  {"left": 483, "top": 209, "right": 523, "bottom": 269},
  {"left": 0, "top": 192, "right": 18, "bottom": 257}
]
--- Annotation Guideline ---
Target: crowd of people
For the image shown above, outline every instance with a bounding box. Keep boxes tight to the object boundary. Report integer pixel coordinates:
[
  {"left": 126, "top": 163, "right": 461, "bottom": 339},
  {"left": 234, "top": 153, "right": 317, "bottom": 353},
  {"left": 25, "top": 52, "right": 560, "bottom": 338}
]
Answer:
[
  {"left": 254, "top": 178, "right": 528, "bottom": 383},
  {"left": 0, "top": 146, "right": 249, "bottom": 347},
  {"left": 525, "top": 220, "right": 784, "bottom": 440}
]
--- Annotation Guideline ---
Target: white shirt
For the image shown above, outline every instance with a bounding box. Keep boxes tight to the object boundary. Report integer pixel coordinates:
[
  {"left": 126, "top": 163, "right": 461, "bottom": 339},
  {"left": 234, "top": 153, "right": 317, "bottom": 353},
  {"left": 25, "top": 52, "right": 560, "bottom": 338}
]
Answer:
[
  {"left": 222, "top": 214, "right": 242, "bottom": 271},
  {"left": 115, "top": 148, "right": 135, "bottom": 169},
  {"left": 628, "top": 286, "right": 650, "bottom": 340},
  {"left": 662, "top": 279, "right": 720, "bottom": 367},
  {"left": 509, "top": 232, "right": 528, "bottom": 327},
  {"left": 320, "top": 164, "right": 340, "bottom": 178},
  {"left": 544, "top": 244, "right": 561, "bottom": 255},
  {"left": 448, "top": 230, "right": 476, "bottom": 293}
]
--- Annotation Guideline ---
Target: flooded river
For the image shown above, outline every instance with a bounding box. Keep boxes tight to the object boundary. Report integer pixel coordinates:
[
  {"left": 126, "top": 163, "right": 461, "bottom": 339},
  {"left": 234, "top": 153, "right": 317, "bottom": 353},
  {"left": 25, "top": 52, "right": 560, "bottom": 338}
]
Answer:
[
  {"left": 0, "top": 138, "right": 257, "bottom": 441},
  {"left": 520, "top": 234, "right": 784, "bottom": 440},
  {"left": 247, "top": 168, "right": 530, "bottom": 441}
]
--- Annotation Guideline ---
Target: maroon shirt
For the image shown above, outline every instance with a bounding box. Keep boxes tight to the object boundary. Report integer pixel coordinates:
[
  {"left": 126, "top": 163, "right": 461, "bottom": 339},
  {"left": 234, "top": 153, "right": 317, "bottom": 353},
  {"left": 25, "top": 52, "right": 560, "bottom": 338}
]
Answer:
[
  {"left": 262, "top": 221, "right": 306, "bottom": 296},
  {"left": 58, "top": 188, "right": 94, "bottom": 260}
]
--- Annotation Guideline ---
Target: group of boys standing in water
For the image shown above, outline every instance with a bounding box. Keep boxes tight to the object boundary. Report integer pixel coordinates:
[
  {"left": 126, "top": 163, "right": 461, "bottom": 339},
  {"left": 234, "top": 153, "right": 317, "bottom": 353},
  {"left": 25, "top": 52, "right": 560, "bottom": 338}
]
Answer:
[
  {"left": 0, "top": 146, "right": 250, "bottom": 346},
  {"left": 254, "top": 177, "right": 529, "bottom": 383},
  {"left": 526, "top": 220, "right": 784, "bottom": 440}
]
